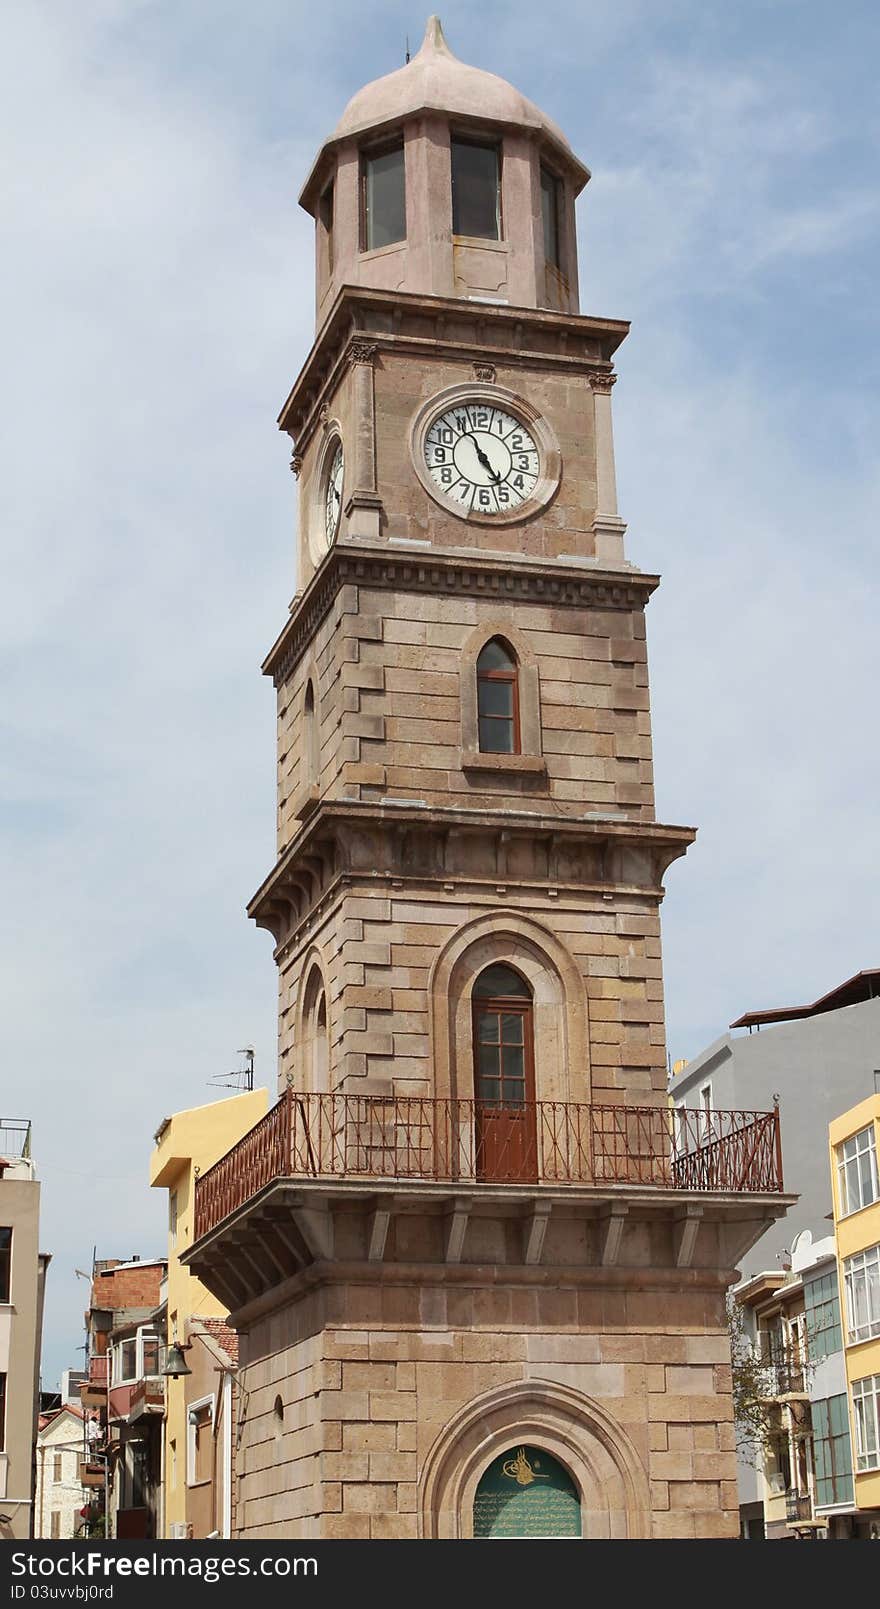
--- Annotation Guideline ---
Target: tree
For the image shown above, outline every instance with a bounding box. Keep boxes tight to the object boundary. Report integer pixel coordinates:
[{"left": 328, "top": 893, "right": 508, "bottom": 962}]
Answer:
[{"left": 726, "top": 1294, "right": 777, "bottom": 1463}]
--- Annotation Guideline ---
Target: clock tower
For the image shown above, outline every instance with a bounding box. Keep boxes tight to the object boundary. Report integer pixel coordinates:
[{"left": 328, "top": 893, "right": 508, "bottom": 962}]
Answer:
[{"left": 185, "top": 18, "right": 789, "bottom": 1539}]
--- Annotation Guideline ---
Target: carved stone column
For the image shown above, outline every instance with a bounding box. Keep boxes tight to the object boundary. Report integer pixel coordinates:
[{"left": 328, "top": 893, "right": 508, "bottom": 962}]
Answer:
[
  {"left": 589, "top": 370, "right": 627, "bottom": 565},
  {"left": 344, "top": 340, "right": 384, "bottom": 541}
]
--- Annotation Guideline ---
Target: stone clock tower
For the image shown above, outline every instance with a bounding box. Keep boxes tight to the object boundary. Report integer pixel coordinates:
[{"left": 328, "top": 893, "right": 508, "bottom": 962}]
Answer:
[{"left": 185, "top": 18, "right": 789, "bottom": 1540}]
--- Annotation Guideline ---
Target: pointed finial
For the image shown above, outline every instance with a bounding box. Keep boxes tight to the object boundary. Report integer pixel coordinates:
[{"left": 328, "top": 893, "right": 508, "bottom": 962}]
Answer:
[
  {"left": 405, "top": 35, "right": 410, "bottom": 64},
  {"left": 420, "top": 15, "right": 454, "bottom": 58}
]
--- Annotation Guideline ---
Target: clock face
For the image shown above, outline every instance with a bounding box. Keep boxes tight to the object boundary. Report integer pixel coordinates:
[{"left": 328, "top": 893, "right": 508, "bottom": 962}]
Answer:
[
  {"left": 324, "top": 442, "right": 344, "bottom": 545},
  {"left": 423, "top": 402, "right": 541, "bottom": 516}
]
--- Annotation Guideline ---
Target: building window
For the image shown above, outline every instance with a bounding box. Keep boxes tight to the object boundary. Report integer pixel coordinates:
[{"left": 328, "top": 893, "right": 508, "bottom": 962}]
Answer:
[
  {"left": 53, "top": 1454, "right": 63, "bottom": 1484},
  {"left": 540, "top": 164, "right": 562, "bottom": 270},
  {"left": 301, "top": 969, "right": 329, "bottom": 1094},
  {"left": 852, "top": 1374, "right": 880, "bottom": 1471},
  {"left": 139, "top": 1331, "right": 161, "bottom": 1378},
  {"left": 362, "top": 142, "right": 406, "bottom": 251},
  {"left": 837, "top": 1124, "right": 879, "bottom": 1216},
  {"left": 114, "top": 1338, "right": 137, "bottom": 1384},
  {"left": 813, "top": 1395, "right": 854, "bottom": 1508},
  {"left": 471, "top": 964, "right": 538, "bottom": 1183},
  {"left": 50, "top": 1511, "right": 61, "bottom": 1539},
  {"left": 318, "top": 180, "right": 334, "bottom": 272},
  {"left": 169, "top": 1191, "right": 178, "bottom": 1251},
  {"left": 0, "top": 1228, "right": 10, "bottom": 1302},
  {"left": 844, "top": 1244, "right": 880, "bottom": 1344},
  {"left": 451, "top": 138, "right": 500, "bottom": 239},
  {"left": 477, "top": 639, "right": 520, "bottom": 754},
  {"left": 303, "top": 680, "right": 320, "bottom": 789},
  {"left": 803, "top": 1269, "right": 843, "bottom": 1359},
  {"left": 473, "top": 964, "right": 533, "bottom": 1109},
  {"left": 187, "top": 1396, "right": 214, "bottom": 1486}
]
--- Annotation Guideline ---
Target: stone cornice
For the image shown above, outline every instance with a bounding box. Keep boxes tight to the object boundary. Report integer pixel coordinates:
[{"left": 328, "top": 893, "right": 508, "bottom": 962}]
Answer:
[
  {"left": 262, "top": 545, "right": 659, "bottom": 687},
  {"left": 277, "top": 286, "right": 628, "bottom": 447},
  {"left": 247, "top": 798, "right": 696, "bottom": 947}
]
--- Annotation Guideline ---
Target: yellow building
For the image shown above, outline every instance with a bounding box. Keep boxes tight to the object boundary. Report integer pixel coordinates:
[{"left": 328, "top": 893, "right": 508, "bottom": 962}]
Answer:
[
  {"left": 829, "top": 1092, "right": 880, "bottom": 1519},
  {"left": 150, "top": 1089, "right": 268, "bottom": 1537}
]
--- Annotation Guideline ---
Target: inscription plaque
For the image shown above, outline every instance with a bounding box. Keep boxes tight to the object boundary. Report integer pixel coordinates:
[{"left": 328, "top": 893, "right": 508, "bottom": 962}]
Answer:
[{"left": 473, "top": 1446, "right": 581, "bottom": 1538}]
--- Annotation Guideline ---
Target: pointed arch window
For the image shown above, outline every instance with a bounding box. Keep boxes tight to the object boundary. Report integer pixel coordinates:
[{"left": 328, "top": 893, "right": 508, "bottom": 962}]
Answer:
[{"left": 477, "top": 639, "right": 520, "bottom": 754}]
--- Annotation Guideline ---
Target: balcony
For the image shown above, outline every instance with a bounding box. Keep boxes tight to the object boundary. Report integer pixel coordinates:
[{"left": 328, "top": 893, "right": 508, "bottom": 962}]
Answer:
[
  {"left": 79, "top": 1354, "right": 109, "bottom": 1408},
  {"left": 193, "top": 1091, "right": 783, "bottom": 1240},
  {"left": 79, "top": 1461, "right": 106, "bottom": 1489},
  {"left": 127, "top": 1377, "right": 165, "bottom": 1421},
  {"left": 785, "top": 1491, "right": 815, "bottom": 1525}
]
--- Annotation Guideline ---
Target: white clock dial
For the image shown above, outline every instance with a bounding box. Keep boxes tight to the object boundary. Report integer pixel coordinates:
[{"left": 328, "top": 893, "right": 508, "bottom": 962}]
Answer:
[
  {"left": 324, "top": 442, "right": 344, "bottom": 544},
  {"left": 423, "top": 402, "right": 540, "bottom": 516}
]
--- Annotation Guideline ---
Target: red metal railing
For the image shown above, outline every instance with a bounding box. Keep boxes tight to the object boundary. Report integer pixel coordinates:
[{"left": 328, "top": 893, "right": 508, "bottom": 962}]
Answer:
[{"left": 193, "top": 1093, "right": 782, "bottom": 1240}]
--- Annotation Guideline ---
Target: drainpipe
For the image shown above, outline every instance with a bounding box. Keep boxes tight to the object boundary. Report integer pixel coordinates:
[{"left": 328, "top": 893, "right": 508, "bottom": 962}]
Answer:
[{"left": 222, "top": 1371, "right": 232, "bottom": 1540}]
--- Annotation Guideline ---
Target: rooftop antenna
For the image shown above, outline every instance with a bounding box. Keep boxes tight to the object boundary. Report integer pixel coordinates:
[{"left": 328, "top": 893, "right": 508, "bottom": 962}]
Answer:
[
  {"left": 405, "top": 36, "right": 410, "bottom": 63},
  {"left": 208, "top": 1046, "right": 255, "bottom": 1093}
]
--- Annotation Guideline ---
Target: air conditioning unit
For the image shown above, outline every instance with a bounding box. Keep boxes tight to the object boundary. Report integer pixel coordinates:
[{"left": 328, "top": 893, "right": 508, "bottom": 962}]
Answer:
[{"left": 169, "top": 1522, "right": 192, "bottom": 1540}]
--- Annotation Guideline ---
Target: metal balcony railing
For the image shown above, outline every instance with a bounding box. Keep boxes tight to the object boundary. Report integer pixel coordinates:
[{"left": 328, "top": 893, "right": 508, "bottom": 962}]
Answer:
[
  {"left": 193, "top": 1092, "right": 783, "bottom": 1240},
  {"left": 786, "top": 1491, "right": 813, "bottom": 1523}
]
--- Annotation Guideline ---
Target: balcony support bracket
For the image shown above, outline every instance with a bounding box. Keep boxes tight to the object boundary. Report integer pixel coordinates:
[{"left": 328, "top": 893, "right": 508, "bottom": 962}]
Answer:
[
  {"left": 368, "top": 1196, "right": 394, "bottom": 1263},
  {"left": 524, "top": 1200, "right": 552, "bottom": 1266},
  {"left": 292, "top": 1198, "right": 334, "bottom": 1263},
  {"left": 673, "top": 1204, "right": 703, "bottom": 1269},
  {"left": 600, "top": 1202, "right": 629, "bottom": 1267},
  {"left": 444, "top": 1197, "right": 473, "bottom": 1264}
]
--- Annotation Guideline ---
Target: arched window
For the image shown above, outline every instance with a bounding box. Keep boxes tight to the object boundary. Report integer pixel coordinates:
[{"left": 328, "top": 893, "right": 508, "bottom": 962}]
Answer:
[
  {"left": 301, "top": 968, "right": 329, "bottom": 1094},
  {"left": 477, "top": 639, "right": 520, "bottom": 755},
  {"left": 303, "top": 680, "right": 319, "bottom": 789},
  {"left": 472, "top": 963, "right": 536, "bottom": 1182}
]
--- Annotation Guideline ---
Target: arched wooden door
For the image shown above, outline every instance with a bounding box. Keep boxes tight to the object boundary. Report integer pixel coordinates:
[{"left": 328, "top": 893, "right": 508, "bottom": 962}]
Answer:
[{"left": 472, "top": 963, "right": 537, "bottom": 1183}]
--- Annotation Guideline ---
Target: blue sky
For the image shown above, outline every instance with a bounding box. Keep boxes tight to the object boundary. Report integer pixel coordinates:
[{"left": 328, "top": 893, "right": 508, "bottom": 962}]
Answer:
[{"left": 3, "top": 1, "right": 878, "bottom": 1387}]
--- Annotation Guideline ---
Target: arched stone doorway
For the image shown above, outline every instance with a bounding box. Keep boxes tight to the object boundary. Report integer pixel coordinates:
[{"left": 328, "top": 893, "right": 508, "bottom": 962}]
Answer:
[
  {"left": 420, "top": 1380, "right": 651, "bottom": 1538},
  {"left": 473, "top": 1445, "right": 581, "bottom": 1538}
]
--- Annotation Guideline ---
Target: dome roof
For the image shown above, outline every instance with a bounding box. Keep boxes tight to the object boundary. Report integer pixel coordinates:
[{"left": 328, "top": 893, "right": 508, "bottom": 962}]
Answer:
[{"left": 300, "top": 16, "right": 588, "bottom": 210}]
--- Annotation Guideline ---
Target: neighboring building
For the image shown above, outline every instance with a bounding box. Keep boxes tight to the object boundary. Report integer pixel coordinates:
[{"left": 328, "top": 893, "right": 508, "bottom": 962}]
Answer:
[
  {"left": 0, "top": 1118, "right": 50, "bottom": 1541},
  {"left": 830, "top": 1093, "right": 880, "bottom": 1531},
  {"left": 34, "top": 1405, "right": 87, "bottom": 1539},
  {"left": 671, "top": 970, "right": 880, "bottom": 1270},
  {"left": 735, "top": 1230, "right": 864, "bottom": 1539},
  {"left": 149, "top": 1090, "right": 267, "bottom": 1538},
  {"left": 60, "top": 1369, "right": 87, "bottom": 1405},
  {"left": 180, "top": 19, "right": 792, "bottom": 1540},
  {"left": 79, "top": 1257, "right": 166, "bottom": 1539}
]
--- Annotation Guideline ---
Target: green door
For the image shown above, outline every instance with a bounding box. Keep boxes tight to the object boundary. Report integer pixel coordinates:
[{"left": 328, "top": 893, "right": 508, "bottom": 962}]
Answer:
[{"left": 473, "top": 1446, "right": 581, "bottom": 1538}]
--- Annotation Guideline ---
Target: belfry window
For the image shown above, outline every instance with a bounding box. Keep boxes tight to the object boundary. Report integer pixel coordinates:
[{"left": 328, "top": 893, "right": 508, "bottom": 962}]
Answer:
[
  {"left": 477, "top": 639, "right": 520, "bottom": 753},
  {"left": 362, "top": 142, "right": 406, "bottom": 251},
  {"left": 540, "top": 164, "right": 562, "bottom": 270},
  {"left": 451, "top": 138, "right": 501, "bottom": 239}
]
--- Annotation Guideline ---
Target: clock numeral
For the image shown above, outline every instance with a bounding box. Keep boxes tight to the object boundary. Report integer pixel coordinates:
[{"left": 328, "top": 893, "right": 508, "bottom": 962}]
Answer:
[
  {"left": 433, "top": 447, "right": 448, "bottom": 463},
  {"left": 440, "top": 467, "right": 454, "bottom": 484}
]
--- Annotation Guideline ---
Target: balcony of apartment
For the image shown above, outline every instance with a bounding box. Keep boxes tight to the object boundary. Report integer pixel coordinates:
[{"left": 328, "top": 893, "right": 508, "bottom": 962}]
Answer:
[
  {"left": 182, "top": 1091, "right": 790, "bottom": 1311},
  {"left": 107, "top": 1330, "right": 163, "bottom": 1424},
  {"left": 79, "top": 1354, "right": 109, "bottom": 1409}
]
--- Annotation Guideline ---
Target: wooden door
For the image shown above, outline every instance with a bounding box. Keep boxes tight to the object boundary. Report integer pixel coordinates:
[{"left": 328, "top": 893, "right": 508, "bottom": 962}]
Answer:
[{"left": 472, "top": 964, "right": 537, "bottom": 1182}]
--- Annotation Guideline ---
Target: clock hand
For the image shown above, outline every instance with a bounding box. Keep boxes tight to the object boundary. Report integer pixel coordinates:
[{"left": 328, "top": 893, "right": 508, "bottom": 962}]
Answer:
[{"left": 464, "top": 433, "right": 502, "bottom": 484}]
